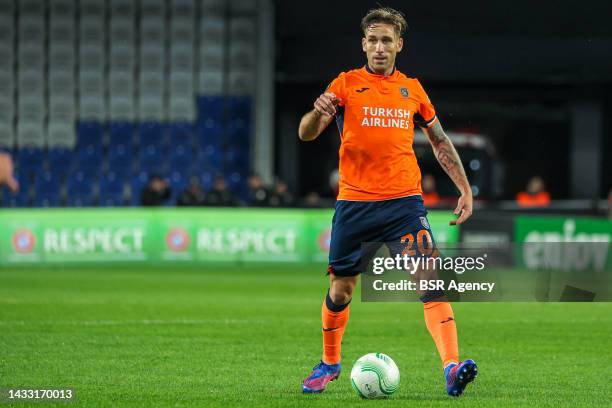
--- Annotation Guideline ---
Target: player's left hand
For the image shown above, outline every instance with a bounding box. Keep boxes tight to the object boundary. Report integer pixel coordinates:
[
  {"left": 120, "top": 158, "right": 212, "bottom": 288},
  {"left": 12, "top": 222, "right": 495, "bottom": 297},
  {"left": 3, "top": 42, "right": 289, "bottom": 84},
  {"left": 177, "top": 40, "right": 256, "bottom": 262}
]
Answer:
[{"left": 453, "top": 193, "right": 473, "bottom": 224}]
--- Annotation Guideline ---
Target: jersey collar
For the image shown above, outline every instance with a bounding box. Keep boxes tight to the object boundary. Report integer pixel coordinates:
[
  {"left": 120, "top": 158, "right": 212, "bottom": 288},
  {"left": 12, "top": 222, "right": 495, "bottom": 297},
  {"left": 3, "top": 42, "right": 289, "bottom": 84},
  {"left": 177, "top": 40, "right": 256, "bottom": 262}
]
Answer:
[{"left": 364, "top": 64, "right": 397, "bottom": 78}]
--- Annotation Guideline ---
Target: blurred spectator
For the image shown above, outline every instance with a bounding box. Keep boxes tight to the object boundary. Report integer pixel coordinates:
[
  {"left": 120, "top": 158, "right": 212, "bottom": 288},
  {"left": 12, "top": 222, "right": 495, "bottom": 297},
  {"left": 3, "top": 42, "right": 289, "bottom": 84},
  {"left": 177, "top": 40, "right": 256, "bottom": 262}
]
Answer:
[
  {"left": 329, "top": 169, "right": 339, "bottom": 197},
  {"left": 177, "top": 179, "right": 206, "bottom": 207},
  {"left": 141, "top": 175, "right": 171, "bottom": 206},
  {"left": 269, "top": 178, "right": 294, "bottom": 207},
  {"left": 516, "top": 176, "right": 551, "bottom": 208},
  {"left": 206, "top": 176, "right": 238, "bottom": 207},
  {"left": 0, "top": 152, "right": 18, "bottom": 193},
  {"left": 248, "top": 173, "right": 270, "bottom": 206},
  {"left": 302, "top": 191, "right": 322, "bottom": 208},
  {"left": 421, "top": 174, "right": 440, "bottom": 207}
]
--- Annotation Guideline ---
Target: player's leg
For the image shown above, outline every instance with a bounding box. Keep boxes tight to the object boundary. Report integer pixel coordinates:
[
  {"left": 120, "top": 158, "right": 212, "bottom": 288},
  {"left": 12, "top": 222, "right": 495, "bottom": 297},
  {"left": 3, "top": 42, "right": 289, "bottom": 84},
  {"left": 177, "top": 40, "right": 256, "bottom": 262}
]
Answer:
[
  {"left": 383, "top": 196, "right": 477, "bottom": 396},
  {"left": 322, "top": 274, "right": 358, "bottom": 365},
  {"left": 303, "top": 274, "right": 358, "bottom": 394},
  {"left": 303, "top": 201, "right": 377, "bottom": 393}
]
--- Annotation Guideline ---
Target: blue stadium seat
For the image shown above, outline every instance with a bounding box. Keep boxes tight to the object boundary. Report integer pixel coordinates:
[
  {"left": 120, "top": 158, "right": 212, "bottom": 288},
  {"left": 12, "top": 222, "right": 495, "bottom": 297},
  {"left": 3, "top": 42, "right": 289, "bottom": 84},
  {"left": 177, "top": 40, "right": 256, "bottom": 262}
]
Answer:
[
  {"left": 199, "top": 171, "right": 214, "bottom": 191},
  {"left": 228, "top": 96, "right": 251, "bottom": 120},
  {"left": 169, "top": 170, "right": 189, "bottom": 198},
  {"left": 99, "top": 172, "right": 125, "bottom": 206},
  {"left": 17, "top": 148, "right": 45, "bottom": 177},
  {"left": 74, "top": 145, "right": 103, "bottom": 177},
  {"left": 108, "top": 145, "right": 133, "bottom": 176},
  {"left": 77, "top": 122, "right": 104, "bottom": 149},
  {"left": 195, "top": 145, "right": 221, "bottom": 170},
  {"left": 197, "top": 96, "right": 224, "bottom": 121},
  {"left": 48, "top": 147, "right": 74, "bottom": 177},
  {"left": 226, "top": 171, "right": 246, "bottom": 193},
  {"left": 67, "top": 171, "right": 94, "bottom": 200},
  {"left": 168, "top": 122, "right": 194, "bottom": 147},
  {"left": 109, "top": 122, "right": 135, "bottom": 148},
  {"left": 1, "top": 174, "right": 30, "bottom": 207},
  {"left": 139, "top": 145, "right": 165, "bottom": 173},
  {"left": 139, "top": 122, "right": 165, "bottom": 149},
  {"left": 169, "top": 144, "right": 193, "bottom": 175},
  {"left": 66, "top": 194, "right": 94, "bottom": 207},
  {"left": 228, "top": 118, "right": 250, "bottom": 142},
  {"left": 224, "top": 145, "right": 249, "bottom": 172},
  {"left": 197, "top": 119, "right": 222, "bottom": 149},
  {"left": 33, "top": 192, "right": 62, "bottom": 207},
  {"left": 33, "top": 172, "right": 62, "bottom": 207}
]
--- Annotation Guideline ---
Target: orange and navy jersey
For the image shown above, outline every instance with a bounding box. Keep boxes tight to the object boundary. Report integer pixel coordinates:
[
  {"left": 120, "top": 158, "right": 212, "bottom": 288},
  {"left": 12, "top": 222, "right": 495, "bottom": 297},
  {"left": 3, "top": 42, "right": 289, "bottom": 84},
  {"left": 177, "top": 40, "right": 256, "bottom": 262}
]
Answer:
[{"left": 326, "top": 66, "right": 437, "bottom": 201}]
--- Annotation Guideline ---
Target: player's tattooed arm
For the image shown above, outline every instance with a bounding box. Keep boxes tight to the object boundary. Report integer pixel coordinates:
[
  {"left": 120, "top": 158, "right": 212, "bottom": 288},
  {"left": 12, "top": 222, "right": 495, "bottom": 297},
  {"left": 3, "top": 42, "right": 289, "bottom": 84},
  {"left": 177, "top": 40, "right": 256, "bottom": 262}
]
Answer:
[
  {"left": 298, "top": 93, "right": 340, "bottom": 141},
  {"left": 424, "top": 121, "right": 473, "bottom": 224}
]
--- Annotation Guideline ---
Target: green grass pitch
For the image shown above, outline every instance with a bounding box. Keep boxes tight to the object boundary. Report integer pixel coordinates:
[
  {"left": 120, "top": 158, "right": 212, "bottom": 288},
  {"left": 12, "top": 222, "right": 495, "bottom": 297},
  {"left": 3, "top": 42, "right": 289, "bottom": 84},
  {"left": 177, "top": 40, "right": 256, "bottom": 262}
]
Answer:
[{"left": 0, "top": 266, "right": 610, "bottom": 407}]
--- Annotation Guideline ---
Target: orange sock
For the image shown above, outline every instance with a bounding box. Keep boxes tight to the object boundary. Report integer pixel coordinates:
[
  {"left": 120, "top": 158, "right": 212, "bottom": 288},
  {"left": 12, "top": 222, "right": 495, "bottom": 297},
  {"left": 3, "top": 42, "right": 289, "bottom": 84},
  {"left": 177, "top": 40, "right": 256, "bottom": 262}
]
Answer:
[
  {"left": 423, "top": 301, "right": 459, "bottom": 368},
  {"left": 321, "top": 293, "right": 350, "bottom": 365}
]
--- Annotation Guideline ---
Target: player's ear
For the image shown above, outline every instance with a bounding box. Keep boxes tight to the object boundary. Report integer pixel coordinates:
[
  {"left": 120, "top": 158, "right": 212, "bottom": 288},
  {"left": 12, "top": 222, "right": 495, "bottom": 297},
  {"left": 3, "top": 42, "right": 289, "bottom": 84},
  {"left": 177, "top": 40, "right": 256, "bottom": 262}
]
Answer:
[
  {"left": 397, "top": 37, "right": 403, "bottom": 52},
  {"left": 361, "top": 37, "right": 367, "bottom": 52}
]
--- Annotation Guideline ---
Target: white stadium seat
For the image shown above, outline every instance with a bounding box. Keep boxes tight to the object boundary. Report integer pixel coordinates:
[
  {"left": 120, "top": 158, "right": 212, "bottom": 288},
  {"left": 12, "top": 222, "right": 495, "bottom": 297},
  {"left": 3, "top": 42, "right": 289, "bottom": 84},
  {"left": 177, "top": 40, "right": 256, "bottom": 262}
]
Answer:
[
  {"left": 0, "top": 122, "right": 15, "bottom": 148},
  {"left": 17, "top": 120, "right": 45, "bottom": 148},
  {"left": 47, "top": 120, "right": 76, "bottom": 148}
]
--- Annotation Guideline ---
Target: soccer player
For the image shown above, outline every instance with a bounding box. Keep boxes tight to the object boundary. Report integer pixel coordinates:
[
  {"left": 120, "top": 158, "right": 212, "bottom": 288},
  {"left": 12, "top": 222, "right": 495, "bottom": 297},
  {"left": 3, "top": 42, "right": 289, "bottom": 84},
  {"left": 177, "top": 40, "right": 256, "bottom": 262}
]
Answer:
[{"left": 298, "top": 7, "right": 477, "bottom": 397}]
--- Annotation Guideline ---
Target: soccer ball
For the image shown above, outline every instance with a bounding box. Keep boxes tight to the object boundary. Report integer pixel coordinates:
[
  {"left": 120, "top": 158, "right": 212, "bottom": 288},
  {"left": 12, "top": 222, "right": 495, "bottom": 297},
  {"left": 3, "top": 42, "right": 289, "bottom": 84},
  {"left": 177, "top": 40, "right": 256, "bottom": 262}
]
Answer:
[{"left": 350, "top": 353, "right": 400, "bottom": 399}]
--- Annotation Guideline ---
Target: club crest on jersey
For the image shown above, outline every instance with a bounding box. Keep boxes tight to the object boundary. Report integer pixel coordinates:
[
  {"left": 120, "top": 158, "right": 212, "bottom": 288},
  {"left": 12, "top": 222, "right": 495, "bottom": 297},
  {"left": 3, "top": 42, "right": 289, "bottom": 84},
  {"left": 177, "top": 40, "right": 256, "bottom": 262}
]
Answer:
[
  {"left": 400, "top": 87, "right": 409, "bottom": 98},
  {"left": 419, "top": 216, "right": 430, "bottom": 230}
]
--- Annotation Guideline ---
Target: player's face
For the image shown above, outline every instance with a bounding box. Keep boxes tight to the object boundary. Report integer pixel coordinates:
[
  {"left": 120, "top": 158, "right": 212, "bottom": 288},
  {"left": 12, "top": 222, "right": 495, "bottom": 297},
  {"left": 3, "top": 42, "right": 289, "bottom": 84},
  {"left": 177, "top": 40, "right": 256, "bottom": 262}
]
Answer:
[{"left": 362, "top": 23, "right": 403, "bottom": 75}]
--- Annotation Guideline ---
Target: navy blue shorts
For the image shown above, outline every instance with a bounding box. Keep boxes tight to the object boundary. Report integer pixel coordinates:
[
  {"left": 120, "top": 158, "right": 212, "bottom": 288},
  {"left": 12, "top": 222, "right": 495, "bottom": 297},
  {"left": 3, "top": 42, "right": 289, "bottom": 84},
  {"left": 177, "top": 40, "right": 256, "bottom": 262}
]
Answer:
[{"left": 328, "top": 195, "right": 436, "bottom": 276}]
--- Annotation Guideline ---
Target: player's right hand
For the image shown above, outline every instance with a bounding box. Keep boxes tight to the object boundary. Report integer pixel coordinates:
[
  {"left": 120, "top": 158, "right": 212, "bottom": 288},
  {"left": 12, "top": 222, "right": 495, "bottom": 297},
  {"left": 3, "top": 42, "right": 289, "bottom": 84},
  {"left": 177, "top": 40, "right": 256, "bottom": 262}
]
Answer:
[
  {"left": 0, "top": 152, "right": 18, "bottom": 193},
  {"left": 314, "top": 92, "right": 341, "bottom": 117}
]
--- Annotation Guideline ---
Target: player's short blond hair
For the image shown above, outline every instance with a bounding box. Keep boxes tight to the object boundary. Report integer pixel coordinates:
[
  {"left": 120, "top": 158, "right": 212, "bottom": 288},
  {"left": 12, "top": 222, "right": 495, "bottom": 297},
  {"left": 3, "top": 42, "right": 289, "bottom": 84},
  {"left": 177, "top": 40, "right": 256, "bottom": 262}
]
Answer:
[{"left": 361, "top": 7, "right": 408, "bottom": 38}]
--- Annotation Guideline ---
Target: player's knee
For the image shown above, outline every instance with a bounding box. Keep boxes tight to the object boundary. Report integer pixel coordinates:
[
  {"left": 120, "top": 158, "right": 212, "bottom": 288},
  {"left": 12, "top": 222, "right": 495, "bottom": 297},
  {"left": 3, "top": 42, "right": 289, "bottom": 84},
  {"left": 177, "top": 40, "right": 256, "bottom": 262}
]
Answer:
[{"left": 329, "top": 277, "right": 356, "bottom": 305}]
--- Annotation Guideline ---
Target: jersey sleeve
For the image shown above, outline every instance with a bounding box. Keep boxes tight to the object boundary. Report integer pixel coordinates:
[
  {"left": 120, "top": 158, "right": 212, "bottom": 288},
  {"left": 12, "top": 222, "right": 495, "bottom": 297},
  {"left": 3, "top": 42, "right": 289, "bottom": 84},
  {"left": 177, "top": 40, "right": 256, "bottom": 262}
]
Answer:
[
  {"left": 413, "top": 79, "right": 438, "bottom": 128},
  {"left": 325, "top": 72, "right": 347, "bottom": 107}
]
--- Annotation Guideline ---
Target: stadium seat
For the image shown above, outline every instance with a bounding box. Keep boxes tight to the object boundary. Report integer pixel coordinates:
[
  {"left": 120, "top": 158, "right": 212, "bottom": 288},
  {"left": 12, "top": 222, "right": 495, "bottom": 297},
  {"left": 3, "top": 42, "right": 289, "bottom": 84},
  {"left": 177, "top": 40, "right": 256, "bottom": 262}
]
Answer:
[
  {"left": 168, "top": 170, "right": 189, "bottom": 201},
  {"left": 199, "top": 171, "right": 214, "bottom": 191},
  {"left": 99, "top": 172, "right": 125, "bottom": 206},
  {"left": 195, "top": 145, "right": 221, "bottom": 170},
  {"left": 197, "top": 96, "right": 224, "bottom": 122},
  {"left": 74, "top": 145, "right": 103, "bottom": 176},
  {"left": 66, "top": 193, "right": 94, "bottom": 207},
  {"left": 138, "top": 122, "right": 165, "bottom": 148},
  {"left": 228, "top": 96, "right": 252, "bottom": 120},
  {"left": 138, "top": 145, "right": 164, "bottom": 173},
  {"left": 47, "top": 120, "right": 76, "bottom": 148},
  {"left": 33, "top": 172, "right": 62, "bottom": 207},
  {"left": 197, "top": 119, "right": 222, "bottom": 148},
  {"left": 228, "top": 118, "right": 250, "bottom": 142},
  {"left": 16, "top": 147, "right": 45, "bottom": 176},
  {"left": 48, "top": 147, "right": 74, "bottom": 177},
  {"left": 108, "top": 145, "right": 133, "bottom": 175},
  {"left": 67, "top": 171, "right": 93, "bottom": 197},
  {"left": 169, "top": 144, "right": 193, "bottom": 175},
  {"left": 33, "top": 194, "right": 61, "bottom": 209},
  {"left": 1, "top": 172, "right": 31, "bottom": 207},
  {"left": 0, "top": 122, "right": 15, "bottom": 148},
  {"left": 168, "top": 122, "right": 194, "bottom": 147},
  {"left": 109, "top": 122, "right": 134, "bottom": 147},
  {"left": 77, "top": 122, "right": 104, "bottom": 148},
  {"left": 197, "top": 71, "right": 224, "bottom": 94}
]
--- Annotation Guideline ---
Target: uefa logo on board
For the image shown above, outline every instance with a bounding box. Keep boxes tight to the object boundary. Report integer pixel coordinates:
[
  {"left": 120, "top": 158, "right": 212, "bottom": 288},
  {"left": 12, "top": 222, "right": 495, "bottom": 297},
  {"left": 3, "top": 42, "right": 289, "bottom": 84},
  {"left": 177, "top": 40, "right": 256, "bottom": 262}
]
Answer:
[
  {"left": 318, "top": 228, "right": 332, "bottom": 252},
  {"left": 166, "top": 228, "right": 190, "bottom": 252},
  {"left": 12, "top": 229, "right": 36, "bottom": 253}
]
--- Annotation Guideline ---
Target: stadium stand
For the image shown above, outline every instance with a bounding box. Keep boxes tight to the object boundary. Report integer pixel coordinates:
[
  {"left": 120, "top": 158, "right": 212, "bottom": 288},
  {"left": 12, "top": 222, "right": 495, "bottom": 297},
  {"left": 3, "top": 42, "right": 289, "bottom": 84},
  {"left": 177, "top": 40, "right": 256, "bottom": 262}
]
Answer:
[{"left": 0, "top": 0, "right": 255, "bottom": 207}]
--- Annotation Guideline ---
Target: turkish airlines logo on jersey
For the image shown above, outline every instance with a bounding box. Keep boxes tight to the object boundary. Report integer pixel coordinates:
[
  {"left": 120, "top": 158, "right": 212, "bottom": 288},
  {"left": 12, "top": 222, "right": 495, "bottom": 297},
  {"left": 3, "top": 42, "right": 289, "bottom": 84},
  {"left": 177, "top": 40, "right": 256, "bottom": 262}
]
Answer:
[
  {"left": 360, "top": 106, "right": 412, "bottom": 129},
  {"left": 12, "top": 229, "right": 36, "bottom": 253}
]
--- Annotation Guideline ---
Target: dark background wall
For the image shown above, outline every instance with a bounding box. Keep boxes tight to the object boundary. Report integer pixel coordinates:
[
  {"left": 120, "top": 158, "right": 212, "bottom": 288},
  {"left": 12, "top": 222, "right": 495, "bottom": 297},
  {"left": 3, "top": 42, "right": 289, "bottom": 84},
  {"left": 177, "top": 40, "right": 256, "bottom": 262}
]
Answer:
[{"left": 274, "top": 0, "right": 612, "bottom": 199}]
